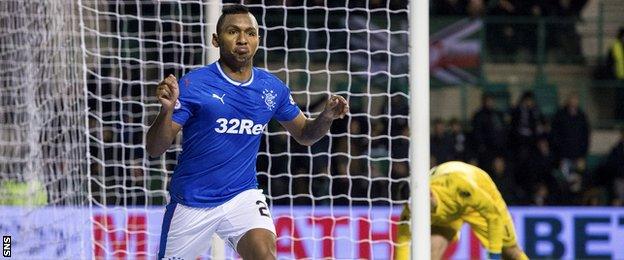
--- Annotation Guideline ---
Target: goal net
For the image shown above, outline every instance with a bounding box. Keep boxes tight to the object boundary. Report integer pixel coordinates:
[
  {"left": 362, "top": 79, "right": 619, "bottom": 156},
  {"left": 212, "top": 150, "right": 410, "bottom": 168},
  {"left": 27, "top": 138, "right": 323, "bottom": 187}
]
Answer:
[
  {"left": 0, "top": 0, "right": 89, "bottom": 258},
  {"left": 2, "top": 0, "right": 412, "bottom": 259}
]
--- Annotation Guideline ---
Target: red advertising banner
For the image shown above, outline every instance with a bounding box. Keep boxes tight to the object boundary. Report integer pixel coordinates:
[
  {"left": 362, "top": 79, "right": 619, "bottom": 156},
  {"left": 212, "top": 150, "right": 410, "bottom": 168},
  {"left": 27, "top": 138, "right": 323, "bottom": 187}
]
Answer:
[{"left": 1, "top": 206, "right": 622, "bottom": 259}]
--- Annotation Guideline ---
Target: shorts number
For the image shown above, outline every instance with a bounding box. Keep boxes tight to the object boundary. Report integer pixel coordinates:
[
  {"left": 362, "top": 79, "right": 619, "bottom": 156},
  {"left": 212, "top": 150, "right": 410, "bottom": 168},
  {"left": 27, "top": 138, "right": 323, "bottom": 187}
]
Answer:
[{"left": 256, "top": 200, "right": 270, "bottom": 218}]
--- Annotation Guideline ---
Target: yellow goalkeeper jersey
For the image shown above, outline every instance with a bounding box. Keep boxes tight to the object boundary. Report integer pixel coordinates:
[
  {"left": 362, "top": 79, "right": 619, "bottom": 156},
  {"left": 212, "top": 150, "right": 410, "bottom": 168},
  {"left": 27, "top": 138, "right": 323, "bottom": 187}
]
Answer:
[
  {"left": 429, "top": 161, "right": 509, "bottom": 253},
  {"left": 394, "top": 161, "right": 527, "bottom": 260}
]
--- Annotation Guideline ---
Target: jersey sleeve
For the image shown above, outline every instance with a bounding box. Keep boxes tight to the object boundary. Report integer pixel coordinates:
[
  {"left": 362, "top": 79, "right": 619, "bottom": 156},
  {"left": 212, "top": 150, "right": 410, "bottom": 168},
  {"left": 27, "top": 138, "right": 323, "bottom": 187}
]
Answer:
[
  {"left": 459, "top": 177, "right": 504, "bottom": 254},
  {"left": 273, "top": 81, "right": 301, "bottom": 121},
  {"left": 171, "top": 76, "right": 200, "bottom": 126}
]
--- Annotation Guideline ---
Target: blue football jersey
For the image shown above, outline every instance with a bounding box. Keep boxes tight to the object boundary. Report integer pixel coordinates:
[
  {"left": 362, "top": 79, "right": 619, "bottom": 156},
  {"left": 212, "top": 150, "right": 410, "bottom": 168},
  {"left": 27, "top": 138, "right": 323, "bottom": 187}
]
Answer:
[{"left": 169, "top": 62, "right": 301, "bottom": 207}]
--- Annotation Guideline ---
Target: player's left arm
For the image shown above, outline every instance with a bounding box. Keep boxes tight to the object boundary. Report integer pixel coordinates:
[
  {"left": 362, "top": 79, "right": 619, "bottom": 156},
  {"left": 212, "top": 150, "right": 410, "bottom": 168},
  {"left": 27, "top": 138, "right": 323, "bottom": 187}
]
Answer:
[
  {"left": 463, "top": 181, "right": 504, "bottom": 257},
  {"left": 280, "top": 95, "right": 349, "bottom": 146}
]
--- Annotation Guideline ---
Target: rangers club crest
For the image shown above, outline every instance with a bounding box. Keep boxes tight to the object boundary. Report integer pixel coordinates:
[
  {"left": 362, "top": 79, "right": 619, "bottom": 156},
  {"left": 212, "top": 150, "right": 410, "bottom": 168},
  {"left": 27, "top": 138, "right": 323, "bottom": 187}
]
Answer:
[{"left": 262, "top": 89, "right": 277, "bottom": 111}]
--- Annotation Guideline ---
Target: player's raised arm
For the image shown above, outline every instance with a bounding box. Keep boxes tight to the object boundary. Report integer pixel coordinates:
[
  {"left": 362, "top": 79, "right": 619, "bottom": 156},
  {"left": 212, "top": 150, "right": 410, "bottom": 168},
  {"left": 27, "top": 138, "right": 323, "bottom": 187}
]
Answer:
[
  {"left": 280, "top": 95, "right": 349, "bottom": 146},
  {"left": 146, "top": 74, "right": 182, "bottom": 157}
]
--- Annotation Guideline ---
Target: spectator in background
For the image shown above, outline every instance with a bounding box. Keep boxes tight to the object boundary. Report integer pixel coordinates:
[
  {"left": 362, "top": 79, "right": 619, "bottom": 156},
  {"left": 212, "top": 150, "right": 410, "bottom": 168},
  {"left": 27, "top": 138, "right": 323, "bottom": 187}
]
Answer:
[
  {"left": 472, "top": 93, "right": 507, "bottom": 168},
  {"left": 607, "top": 27, "right": 624, "bottom": 80},
  {"left": 607, "top": 28, "right": 624, "bottom": 119},
  {"left": 595, "top": 126, "right": 624, "bottom": 205},
  {"left": 432, "top": 0, "right": 466, "bottom": 15},
  {"left": 431, "top": 118, "right": 454, "bottom": 164},
  {"left": 537, "top": 117, "right": 553, "bottom": 144},
  {"left": 448, "top": 118, "right": 469, "bottom": 161},
  {"left": 391, "top": 127, "right": 410, "bottom": 202},
  {"left": 486, "top": 0, "right": 521, "bottom": 59},
  {"left": 509, "top": 91, "right": 542, "bottom": 157},
  {"left": 554, "top": 0, "right": 588, "bottom": 17},
  {"left": 531, "top": 183, "right": 556, "bottom": 206},
  {"left": 528, "top": 137, "right": 561, "bottom": 203},
  {"left": 551, "top": 93, "right": 590, "bottom": 179},
  {"left": 612, "top": 179, "right": 624, "bottom": 206},
  {"left": 330, "top": 159, "right": 351, "bottom": 205},
  {"left": 581, "top": 187, "right": 608, "bottom": 206},
  {"left": 563, "top": 158, "right": 587, "bottom": 204},
  {"left": 509, "top": 91, "right": 542, "bottom": 196},
  {"left": 347, "top": 119, "right": 372, "bottom": 204},
  {"left": 388, "top": 95, "right": 409, "bottom": 136},
  {"left": 489, "top": 155, "right": 523, "bottom": 205},
  {"left": 546, "top": 0, "right": 587, "bottom": 62},
  {"left": 125, "top": 162, "right": 147, "bottom": 205},
  {"left": 509, "top": 0, "right": 545, "bottom": 60},
  {"left": 466, "top": 0, "right": 485, "bottom": 17}
]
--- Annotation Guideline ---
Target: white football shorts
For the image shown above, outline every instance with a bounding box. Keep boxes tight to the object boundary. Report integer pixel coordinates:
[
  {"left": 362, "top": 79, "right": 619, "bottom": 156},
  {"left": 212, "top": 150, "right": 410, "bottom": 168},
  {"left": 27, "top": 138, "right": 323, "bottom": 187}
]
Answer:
[{"left": 158, "top": 189, "right": 276, "bottom": 259}]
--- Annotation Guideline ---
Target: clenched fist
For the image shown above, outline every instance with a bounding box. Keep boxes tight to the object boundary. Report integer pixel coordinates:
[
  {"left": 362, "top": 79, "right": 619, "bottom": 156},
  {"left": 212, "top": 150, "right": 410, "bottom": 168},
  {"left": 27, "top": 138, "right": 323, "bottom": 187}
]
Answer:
[
  {"left": 321, "top": 95, "right": 349, "bottom": 120},
  {"left": 157, "top": 74, "right": 179, "bottom": 110}
]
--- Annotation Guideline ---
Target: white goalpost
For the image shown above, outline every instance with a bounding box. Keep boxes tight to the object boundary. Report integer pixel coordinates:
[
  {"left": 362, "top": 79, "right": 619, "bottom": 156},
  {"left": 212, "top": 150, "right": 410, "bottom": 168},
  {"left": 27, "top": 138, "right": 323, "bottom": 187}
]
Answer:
[
  {"left": 409, "top": 0, "right": 431, "bottom": 259},
  {"left": 1, "top": 0, "right": 430, "bottom": 259}
]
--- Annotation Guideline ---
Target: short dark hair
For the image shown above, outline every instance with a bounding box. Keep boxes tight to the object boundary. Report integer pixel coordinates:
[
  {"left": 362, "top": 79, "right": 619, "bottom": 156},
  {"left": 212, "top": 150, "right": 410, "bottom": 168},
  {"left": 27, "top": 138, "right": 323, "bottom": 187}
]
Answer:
[
  {"left": 216, "top": 4, "right": 251, "bottom": 35},
  {"left": 519, "top": 91, "right": 535, "bottom": 102}
]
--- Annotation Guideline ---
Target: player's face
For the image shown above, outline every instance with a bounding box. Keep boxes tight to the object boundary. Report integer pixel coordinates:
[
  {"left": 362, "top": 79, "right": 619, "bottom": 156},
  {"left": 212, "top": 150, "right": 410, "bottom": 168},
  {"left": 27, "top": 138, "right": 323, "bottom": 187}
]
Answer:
[{"left": 214, "top": 13, "right": 259, "bottom": 67}]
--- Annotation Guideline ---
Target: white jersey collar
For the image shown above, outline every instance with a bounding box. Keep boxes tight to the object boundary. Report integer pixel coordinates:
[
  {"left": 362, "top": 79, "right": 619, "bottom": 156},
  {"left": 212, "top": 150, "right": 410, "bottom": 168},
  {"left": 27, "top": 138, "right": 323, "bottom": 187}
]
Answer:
[{"left": 215, "top": 61, "right": 254, "bottom": 87}]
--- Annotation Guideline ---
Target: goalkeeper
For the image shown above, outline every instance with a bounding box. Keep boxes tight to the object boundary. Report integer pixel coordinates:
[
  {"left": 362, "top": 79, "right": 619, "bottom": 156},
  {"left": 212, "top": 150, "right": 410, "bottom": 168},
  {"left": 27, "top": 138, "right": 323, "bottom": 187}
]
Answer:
[{"left": 395, "top": 161, "right": 528, "bottom": 260}]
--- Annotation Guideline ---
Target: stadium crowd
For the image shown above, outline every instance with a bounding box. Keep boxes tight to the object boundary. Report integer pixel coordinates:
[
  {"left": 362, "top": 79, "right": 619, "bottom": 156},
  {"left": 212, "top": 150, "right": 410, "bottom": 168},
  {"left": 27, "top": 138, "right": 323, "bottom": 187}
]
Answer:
[{"left": 259, "top": 90, "right": 624, "bottom": 208}]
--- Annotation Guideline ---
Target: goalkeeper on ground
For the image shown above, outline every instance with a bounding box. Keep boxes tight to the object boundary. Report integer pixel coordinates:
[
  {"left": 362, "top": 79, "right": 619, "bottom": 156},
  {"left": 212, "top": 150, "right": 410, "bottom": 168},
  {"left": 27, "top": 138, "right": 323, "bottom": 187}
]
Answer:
[{"left": 395, "top": 161, "right": 528, "bottom": 260}]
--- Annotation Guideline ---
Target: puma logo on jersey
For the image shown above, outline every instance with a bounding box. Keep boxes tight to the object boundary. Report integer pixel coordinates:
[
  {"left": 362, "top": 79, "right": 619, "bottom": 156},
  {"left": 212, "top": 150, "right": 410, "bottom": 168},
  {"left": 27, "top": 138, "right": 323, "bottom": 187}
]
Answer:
[
  {"left": 212, "top": 93, "right": 225, "bottom": 104},
  {"left": 214, "top": 118, "right": 266, "bottom": 135}
]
